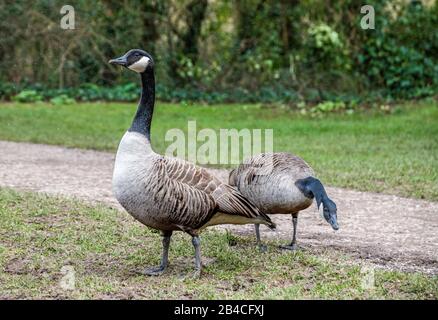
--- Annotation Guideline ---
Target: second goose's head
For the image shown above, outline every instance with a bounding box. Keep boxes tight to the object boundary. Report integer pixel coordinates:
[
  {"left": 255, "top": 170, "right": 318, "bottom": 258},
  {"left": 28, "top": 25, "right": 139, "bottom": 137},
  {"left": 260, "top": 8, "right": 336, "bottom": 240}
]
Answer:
[
  {"left": 109, "top": 49, "right": 154, "bottom": 73},
  {"left": 321, "top": 198, "right": 338, "bottom": 231}
]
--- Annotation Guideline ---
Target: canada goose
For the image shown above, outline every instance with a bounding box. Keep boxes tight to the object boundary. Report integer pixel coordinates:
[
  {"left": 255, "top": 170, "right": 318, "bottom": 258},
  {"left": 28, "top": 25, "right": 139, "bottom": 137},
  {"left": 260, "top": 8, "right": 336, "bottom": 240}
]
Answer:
[
  {"left": 109, "top": 49, "right": 275, "bottom": 277},
  {"left": 229, "top": 152, "right": 338, "bottom": 251}
]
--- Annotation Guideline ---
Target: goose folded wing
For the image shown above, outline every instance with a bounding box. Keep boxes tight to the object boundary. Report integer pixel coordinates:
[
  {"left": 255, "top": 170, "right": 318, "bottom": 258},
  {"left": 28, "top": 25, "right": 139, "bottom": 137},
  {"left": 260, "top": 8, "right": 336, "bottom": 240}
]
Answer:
[
  {"left": 232, "top": 162, "right": 273, "bottom": 186},
  {"left": 162, "top": 156, "right": 222, "bottom": 193},
  {"left": 211, "top": 183, "right": 272, "bottom": 223},
  {"left": 150, "top": 158, "right": 217, "bottom": 228},
  {"left": 164, "top": 177, "right": 218, "bottom": 230},
  {"left": 160, "top": 156, "right": 273, "bottom": 227}
]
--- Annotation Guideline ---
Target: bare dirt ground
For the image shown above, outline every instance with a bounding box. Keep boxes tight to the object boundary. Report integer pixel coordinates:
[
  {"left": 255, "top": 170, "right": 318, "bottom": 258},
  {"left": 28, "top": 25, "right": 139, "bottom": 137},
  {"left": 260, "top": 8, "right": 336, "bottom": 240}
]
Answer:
[{"left": 0, "top": 140, "right": 437, "bottom": 274}]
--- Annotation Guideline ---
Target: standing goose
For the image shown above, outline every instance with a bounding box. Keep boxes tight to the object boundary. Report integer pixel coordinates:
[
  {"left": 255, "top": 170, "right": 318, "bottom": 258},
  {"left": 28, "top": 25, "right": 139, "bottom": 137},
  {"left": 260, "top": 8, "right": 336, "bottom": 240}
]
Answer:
[
  {"left": 109, "top": 49, "right": 275, "bottom": 276},
  {"left": 229, "top": 152, "right": 338, "bottom": 251}
]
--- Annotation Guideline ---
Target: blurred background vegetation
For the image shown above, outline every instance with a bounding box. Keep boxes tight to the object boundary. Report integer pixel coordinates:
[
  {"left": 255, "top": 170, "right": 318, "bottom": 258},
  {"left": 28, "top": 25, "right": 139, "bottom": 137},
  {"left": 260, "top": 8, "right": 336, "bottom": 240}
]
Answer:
[{"left": 0, "top": 0, "right": 437, "bottom": 106}]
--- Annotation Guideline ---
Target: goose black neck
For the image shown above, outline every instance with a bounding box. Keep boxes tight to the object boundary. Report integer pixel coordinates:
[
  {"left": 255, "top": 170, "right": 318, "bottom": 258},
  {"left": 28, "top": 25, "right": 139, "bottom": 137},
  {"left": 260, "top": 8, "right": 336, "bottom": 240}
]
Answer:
[
  {"left": 295, "top": 177, "right": 329, "bottom": 209},
  {"left": 129, "top": 66, "right": 155, "bottom": 140}
]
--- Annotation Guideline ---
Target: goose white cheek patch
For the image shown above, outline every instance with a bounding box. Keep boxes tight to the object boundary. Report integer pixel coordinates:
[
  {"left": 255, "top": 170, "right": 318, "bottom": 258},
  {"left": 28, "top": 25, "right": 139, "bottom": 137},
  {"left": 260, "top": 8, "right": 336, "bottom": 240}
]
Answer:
[
  {"left": 128, "top": 56, "right": 150, "bottom": 73},
  {"left": 318, "top": 204, "right": 324, "bottom": 220}
]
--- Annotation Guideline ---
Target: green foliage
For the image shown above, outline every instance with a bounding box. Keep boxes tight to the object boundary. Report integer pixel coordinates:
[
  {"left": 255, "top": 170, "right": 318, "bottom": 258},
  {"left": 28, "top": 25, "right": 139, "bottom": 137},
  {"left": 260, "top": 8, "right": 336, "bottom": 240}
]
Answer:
[
  {"left": 305, "top": 24, "right": 347, "bottom": 69},
  {"left": 0, "top": 0, "right": 437, "bottom": 103},
  {"left": 12, "top": 90, "right": 43, "bottom": 103},
  {"left": 176, "top": 57, "right": 222, "bottom": 86},
  {"left": 359, "top": 34, "right": 438, "bottom": 97},
  {"left": 2, "top": 82, "right": 304, "bottom": 105},
  {"left": 312, "top": 101, "right": 347, "bottom": 114},
  {"left": 357, "top": 0, "right": 438, "bottom": 98},
  {"left": 0, "top": 83, "right": 18, "bottom": 98},
  {"left": 50, "top": 94, "right": 75, "bottom": 106}
]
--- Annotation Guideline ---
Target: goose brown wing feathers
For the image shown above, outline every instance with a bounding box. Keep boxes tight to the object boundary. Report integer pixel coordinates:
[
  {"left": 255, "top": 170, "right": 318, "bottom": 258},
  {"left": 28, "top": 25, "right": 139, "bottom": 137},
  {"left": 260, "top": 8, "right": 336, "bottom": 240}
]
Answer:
[{"left": 161, "top": 156, "right": 275, "bottom": 229}]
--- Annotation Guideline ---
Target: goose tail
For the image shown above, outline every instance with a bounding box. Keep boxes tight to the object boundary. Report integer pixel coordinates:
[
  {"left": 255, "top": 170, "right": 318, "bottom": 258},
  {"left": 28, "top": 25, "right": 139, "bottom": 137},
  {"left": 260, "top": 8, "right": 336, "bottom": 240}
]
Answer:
[{"left": 263, "top": 214, "right": 276, "bottom": 230}]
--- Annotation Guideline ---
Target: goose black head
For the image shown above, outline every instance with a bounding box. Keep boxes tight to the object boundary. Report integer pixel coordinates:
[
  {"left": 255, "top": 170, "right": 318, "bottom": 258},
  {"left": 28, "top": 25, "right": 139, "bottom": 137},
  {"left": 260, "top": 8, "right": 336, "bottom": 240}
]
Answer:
[
  {"left": 321, "top": 198, "right": 338, "bottom": 231},
  {"left": 296, "top": 177, "right": 339, "bottom": 231},
  {"left": 109, "top": 49, "right": 154, "bottom": 73}
]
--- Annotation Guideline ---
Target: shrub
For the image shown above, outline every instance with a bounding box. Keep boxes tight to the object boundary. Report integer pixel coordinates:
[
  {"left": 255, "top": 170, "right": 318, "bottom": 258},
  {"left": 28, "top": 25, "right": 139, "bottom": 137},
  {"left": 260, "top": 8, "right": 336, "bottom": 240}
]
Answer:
[
  {"left": 357, "top": 1, "right": 438, "bottom": 98},
  {"left": 0, "top": 82, "right": 18, "bottom": 99},
  {"left": 359, "top": 35, "right": 438, "bottom": 98},
  {"left": 12, "top": 90, "right": 43, "bottom": 103},
  {"left": 50, "top": 95, "right": 76, "bottom": 106},
  {"left": 305, "top": 23, "right": 348, "bottom": 70}
]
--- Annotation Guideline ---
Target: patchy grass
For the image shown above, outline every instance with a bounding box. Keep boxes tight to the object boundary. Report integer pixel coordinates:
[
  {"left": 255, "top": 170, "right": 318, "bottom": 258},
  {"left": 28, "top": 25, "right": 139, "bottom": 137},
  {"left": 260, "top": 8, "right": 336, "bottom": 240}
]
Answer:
[
  {"left": 0, "top": 188, "right": 436, "bottom": 299},
  {"left": 0, "top": 100, "right": 437, "bottom": 200}
]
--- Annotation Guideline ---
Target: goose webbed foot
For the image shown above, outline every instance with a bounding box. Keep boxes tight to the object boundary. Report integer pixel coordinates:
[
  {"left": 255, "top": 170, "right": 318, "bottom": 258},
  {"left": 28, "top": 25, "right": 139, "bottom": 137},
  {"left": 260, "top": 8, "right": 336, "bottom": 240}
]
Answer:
[
  {"left": 257, "top": 243, "right": 268, "bottom": 253},
  {"left": 143, "top": 265, "right": 166, "bottom": 276},
  {"left": 279, "top": 243, "right": 299, "bottom": 251},
  {"left": 191, "top": 269, "right": 202, "bottom": 279}
]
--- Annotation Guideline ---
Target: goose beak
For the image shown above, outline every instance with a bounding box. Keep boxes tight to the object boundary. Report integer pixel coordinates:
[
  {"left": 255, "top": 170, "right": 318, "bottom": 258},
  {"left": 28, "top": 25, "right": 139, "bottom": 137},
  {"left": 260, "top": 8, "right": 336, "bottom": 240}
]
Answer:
[
  {"left": 330, "top": 218, "right": 339, "bottom": 231},
  {"left": 109, "top": 55, "right": 128, "bottom": 67}
]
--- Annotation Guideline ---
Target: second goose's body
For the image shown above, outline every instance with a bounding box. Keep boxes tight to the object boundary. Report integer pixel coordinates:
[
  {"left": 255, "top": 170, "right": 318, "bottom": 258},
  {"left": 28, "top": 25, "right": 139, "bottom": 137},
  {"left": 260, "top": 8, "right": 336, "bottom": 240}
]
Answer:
[
  {"left": 229, "top": 153, "right": 315, "bottom": 215},
  {"left": 229, "top": 152, "right": 338, "bottom": 250}
]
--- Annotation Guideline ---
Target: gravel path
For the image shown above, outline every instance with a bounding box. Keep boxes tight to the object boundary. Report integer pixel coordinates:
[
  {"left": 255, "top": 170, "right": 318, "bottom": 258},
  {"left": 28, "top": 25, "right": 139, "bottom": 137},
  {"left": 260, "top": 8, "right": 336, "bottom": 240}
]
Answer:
[{"left": 1, "top": 140, "right": 437, "bottom": 274}]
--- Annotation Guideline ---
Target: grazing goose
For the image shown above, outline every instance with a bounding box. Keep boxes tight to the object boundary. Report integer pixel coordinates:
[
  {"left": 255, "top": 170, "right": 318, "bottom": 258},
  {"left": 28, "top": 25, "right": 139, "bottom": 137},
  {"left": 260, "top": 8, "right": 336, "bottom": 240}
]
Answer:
[
  {"left": 109, "top": 49, "right": 275, "bottom": 276},
  {"left": 229, "top": 152, "right": 338, "bottom": 251}
]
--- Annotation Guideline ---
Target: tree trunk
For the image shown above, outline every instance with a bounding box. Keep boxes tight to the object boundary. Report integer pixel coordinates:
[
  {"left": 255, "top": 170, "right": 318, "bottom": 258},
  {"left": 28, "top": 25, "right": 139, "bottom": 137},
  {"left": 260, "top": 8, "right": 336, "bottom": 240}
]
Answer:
[{"left": 181, "top": 0, "right": 208, "bottom": 63}]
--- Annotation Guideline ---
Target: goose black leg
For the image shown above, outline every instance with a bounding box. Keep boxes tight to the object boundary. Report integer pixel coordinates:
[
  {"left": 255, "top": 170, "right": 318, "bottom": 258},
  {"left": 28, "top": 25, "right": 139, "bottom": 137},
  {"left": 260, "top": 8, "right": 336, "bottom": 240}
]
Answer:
[
  {"left": 254, "top": 224, "right": 267, "bottom": 252},
  {"left": 280, "top": 212, "right": 299, "bottom": 251},
  {"left": 143, "top": 231, "right": 172, "bottom": 276},
  {"left": 192, "top": 236, "right": 202, "bottom": 278}
]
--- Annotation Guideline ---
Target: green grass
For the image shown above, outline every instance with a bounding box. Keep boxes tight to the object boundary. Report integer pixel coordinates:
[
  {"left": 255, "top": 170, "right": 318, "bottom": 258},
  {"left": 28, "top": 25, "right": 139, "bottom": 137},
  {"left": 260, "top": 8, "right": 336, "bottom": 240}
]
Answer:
[
  {"left": 0, "top": 188, "right": 436, "bottom": 299},
  {"left": 0, "top": 101, "right": 437, "bottom": 200}
]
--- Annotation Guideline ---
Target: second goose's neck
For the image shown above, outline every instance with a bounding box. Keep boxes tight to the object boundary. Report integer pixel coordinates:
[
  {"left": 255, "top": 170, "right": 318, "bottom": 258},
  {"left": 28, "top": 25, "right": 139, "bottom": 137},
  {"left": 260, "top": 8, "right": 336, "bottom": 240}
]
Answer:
[{"left": 129, "top": 67, "right": 155, "bottom": 141}]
